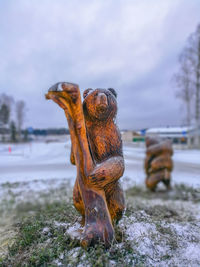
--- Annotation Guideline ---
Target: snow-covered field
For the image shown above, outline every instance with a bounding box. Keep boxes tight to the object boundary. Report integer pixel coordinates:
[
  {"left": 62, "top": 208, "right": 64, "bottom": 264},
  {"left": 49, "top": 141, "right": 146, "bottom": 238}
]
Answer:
[{"left": 0, "top": 140, "right": 199, "bottom": 188}]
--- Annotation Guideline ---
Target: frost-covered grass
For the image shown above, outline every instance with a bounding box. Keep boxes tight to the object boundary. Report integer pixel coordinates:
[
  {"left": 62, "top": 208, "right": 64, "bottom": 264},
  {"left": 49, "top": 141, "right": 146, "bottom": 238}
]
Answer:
[{"left": 0, "top": 179, "right": 200, "bottom": 266}]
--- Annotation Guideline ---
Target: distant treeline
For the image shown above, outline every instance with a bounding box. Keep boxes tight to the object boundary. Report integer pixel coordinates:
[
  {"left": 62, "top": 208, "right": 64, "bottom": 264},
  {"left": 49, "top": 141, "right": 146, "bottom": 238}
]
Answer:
[{"left": 27, "top": 128, "right": 70, "bottom": 136}]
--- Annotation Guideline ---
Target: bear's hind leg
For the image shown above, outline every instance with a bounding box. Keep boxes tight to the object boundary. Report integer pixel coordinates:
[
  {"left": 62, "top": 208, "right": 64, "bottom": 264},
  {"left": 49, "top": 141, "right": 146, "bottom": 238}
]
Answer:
[
  {"left": 73, "top": 179, "right": 85, "bottom": 225},
  {"left": 105, "top": 182, "right": 125, "bottom": 223}
]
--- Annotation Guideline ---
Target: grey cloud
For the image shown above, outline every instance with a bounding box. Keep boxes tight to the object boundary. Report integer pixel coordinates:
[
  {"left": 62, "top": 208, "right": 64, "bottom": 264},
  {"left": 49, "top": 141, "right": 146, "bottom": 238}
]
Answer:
[{"left": 0, "top": 0, "right": 200, "bottom": 129}]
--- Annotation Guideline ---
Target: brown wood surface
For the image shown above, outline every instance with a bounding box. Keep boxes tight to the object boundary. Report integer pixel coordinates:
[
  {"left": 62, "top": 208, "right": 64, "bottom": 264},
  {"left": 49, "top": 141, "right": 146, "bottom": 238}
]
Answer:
[
  {"left": 46, "top": 83, "right": 125, "bottom": 248},
  {"left": 144, "top": 137, "right": 173, "bottom": 190}
]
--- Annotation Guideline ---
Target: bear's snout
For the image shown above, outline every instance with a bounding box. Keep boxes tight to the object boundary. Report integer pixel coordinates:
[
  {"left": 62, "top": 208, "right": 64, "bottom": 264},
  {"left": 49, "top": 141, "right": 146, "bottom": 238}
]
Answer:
[{"left": 96, "top": 93, "right": 108, "bottom": 107}]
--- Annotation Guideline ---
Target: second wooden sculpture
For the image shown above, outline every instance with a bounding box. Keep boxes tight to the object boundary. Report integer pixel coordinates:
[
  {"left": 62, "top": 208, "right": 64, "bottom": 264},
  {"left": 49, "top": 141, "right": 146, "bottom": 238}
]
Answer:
[
  {"left": 145, "top": 137, "right": 173, "bottom": 190},
  {"left": 46, "top": 83, "right": 125, "bottom": 248}
]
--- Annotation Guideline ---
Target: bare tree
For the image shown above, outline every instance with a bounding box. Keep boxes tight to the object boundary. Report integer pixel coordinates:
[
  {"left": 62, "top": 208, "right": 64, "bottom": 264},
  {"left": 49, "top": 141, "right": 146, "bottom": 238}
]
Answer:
[
  {"left": 173, "top": 53, "right": 193, "bottom": 126},
  {"left": 10, "top": 120, "right": 17, "bottom": 142},
  {"left": 186, "top": 24, "right": 200, "bottom": 128},
  {"left": 0, "top": 93, "right": 14, "bottom": 125},
  {"left": 173, "top": 24, "right": 200, "bottom": 147},
  {"left": 16, "top": 100, "right": 26, "bottom": 139},
  {"left": 0, "top": 103, "right": 10, "bottom": 125}
]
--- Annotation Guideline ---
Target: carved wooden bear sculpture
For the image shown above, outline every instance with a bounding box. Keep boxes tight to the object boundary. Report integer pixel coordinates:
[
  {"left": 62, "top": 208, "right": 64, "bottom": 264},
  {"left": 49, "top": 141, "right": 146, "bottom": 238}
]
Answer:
[
  {"left": 145, "top": 137, "right": 173, "bottom": 190},
  {"left": 45, "top": 82, "right": 125, "bottom": 248}
]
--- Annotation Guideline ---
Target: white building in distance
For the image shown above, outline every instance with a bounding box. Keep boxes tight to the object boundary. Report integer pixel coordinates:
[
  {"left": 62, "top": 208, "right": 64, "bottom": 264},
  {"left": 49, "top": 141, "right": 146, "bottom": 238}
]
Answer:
[{"left": 146, "top": 126, "right": 200, "bottom": 148}]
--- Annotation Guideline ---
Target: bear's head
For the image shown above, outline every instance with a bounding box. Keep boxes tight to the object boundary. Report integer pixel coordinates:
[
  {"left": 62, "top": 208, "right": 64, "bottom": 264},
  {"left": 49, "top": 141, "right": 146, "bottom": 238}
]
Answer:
[{"left": 83, "top": 88, "right": 117, "bottom": 121}]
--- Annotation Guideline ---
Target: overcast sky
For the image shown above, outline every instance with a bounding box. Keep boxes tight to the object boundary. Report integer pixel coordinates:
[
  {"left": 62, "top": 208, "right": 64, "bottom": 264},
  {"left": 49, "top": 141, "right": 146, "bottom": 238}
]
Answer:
[{"left": 0, "top": 0, "right": 200, "bottom": 130}]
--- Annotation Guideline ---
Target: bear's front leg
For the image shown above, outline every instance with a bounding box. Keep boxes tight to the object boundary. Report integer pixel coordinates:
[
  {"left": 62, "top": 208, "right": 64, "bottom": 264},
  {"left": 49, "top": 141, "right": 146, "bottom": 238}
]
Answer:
[{"left": 88, "top": 156, "right": 125, "bottom": 189}]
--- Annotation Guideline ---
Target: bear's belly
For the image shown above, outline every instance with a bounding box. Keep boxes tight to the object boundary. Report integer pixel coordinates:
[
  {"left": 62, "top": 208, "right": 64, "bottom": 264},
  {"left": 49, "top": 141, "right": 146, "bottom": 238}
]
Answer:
[{"left": 89, "top": 135, "right": 117, "bottom": 163}]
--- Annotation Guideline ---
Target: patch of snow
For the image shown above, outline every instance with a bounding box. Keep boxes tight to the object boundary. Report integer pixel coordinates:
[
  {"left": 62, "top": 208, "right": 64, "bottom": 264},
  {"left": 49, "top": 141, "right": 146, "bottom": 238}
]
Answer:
[
  {"left": 182, "top": 244, "right": 200, "bottom": 263},
  {"left": 42, "top": 227, "right": 50, "bottom": 234},
  {"left": 66, "top": 222, "right": 82, "bottom": 239},
  {"left": 125, "top": 221, "right": 156, "bottom": 240},
  {"left": 59, "top": 253, "right": 64, "bottom": 260},
  {"left": 173, "top": 149, "right": 200, "bottom": 165},
  {"left": 118, "top": 200, "right": 200, "bottom": 267},
  {"left": 67, "top": 247, "right": 81, "bottom": 259},
  {"left": 54, "top": 221, "right": 70, "bottom": 228},
  {"left": 53, "top": 259, "right": 63, "bottom": 266}
]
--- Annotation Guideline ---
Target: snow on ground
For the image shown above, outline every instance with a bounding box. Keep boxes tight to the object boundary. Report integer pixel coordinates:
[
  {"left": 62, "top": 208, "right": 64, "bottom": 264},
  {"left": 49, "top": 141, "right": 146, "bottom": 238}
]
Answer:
[
  {"left": 173, "top": 149, "right": 200, "bottom": 164},
  {"left": 119, "top": 198, "right": 200, "bottom": 267},
  {"left": 0, "top": 141, "right": 200, "bottom": 266},
  {"left": 0, "top": 140, "right": 199, "bottom": 188},
  {"left": 0, "top": 140, "right": 74, "bottom": 183}
]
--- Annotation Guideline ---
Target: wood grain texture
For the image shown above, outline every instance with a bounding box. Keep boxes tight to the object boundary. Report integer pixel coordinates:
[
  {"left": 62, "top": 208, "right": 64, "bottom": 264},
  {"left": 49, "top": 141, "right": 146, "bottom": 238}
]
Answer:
[
  {"left": 46, "top": 83, "right": 125, "bottom": 248},
  {"left": 145, "top": 137, "right": 173, "bottom": 190}
]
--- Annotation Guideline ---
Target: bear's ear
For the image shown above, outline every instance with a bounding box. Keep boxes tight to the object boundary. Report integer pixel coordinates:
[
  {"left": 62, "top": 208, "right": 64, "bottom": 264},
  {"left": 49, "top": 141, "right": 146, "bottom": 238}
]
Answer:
[
  {"left": 83, "top": 88, "right": 93, "bottom": 98},
  {"left": 108, "top": 88, "right": 117, "bottom": 98}
]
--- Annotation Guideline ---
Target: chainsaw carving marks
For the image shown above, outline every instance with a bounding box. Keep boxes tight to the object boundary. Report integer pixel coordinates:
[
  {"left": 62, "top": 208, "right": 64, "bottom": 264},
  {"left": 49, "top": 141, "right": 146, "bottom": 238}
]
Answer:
[
  {"left": 145, "top": 137, "right": 173, "bottom": 191},
  {"left": 46, "top": 83, "right": 125, "bottom": 248}
]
